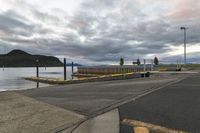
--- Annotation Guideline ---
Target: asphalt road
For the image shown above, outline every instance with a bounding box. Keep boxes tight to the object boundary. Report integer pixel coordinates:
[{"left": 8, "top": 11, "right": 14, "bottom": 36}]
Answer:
[
  {"left": 119, "top": 73, "right": 200, "bottom": 133},
  {"left": 17, "top": 73, "right": 184, "bottom": 116}
]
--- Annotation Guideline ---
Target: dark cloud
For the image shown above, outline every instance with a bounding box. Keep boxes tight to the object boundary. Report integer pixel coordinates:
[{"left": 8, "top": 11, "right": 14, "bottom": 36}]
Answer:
[{"left": 0, "top": 12, "right": 33, "bottom": 36}]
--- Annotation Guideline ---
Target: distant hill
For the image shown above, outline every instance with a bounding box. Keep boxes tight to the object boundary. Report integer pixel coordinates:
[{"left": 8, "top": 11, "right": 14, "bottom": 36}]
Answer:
[
  {"left": 66, "top": 63, "right": 83, "bottom": 66},
  {"left": 0, "top": 49, "right": 63, "bottom": 67}
]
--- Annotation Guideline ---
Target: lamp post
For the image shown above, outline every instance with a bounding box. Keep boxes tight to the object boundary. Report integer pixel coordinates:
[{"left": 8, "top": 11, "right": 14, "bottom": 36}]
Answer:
[{"left": 180, "top": 27, "right": 188, "bottom": 65}]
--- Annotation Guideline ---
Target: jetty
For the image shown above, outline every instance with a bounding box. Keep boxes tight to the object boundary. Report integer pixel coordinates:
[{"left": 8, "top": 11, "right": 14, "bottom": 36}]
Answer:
[
  {"left": 25, "top": 65, "right": 154, "bottom": 85},
  {"left": 25, "top": 72, "right": 150, "bottom": 85}
]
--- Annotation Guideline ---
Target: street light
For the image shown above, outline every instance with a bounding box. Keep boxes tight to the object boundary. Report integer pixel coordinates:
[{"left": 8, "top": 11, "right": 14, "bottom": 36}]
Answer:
[{"left": 180, "top": 27, "right": 188, "bottom": 65}]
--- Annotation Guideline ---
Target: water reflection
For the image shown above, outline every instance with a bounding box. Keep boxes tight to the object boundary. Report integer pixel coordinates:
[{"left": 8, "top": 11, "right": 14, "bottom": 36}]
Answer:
[
  {"left": 37, "top": 82, "right": 39, "bottom": 88},
  {"left": 0, "top": 67, "right": 77, "bottom": 91}
]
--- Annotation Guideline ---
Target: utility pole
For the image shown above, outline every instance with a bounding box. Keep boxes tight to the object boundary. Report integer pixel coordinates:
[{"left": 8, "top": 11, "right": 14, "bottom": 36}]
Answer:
[{"left": 180, "top": 27, "right": 188, "bottom": 65}]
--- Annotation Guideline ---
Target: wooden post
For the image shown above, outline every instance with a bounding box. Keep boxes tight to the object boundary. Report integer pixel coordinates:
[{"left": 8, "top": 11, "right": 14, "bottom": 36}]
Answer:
[
  {"left": 64, "top": 58, "right": 66, "bottom": 80},
  {"left": 151, "top": 59, "right": 154, "bottom": 71},
  {"left": 144, "top": 59, "right": 146, "bottom": 72},
  {"left": 36, "top": 59, "right": 39, "bottom": 78},
  {"left": 72, "top": 62, "right": 74, "bottom": 73},
  {"left": 143, "top": 59, "right": 146, "bottom": 78},
  {"left": 71, "top": 62, "right": 74, "bottom": 79}
]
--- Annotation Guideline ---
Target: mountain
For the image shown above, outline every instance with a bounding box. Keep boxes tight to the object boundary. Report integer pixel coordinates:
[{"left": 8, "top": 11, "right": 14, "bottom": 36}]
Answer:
[
  {"left": 66, "top": 63, "right": 83, "bottom": 66},
  {"left": 0, "top": 49, "right": 63, "bottom": 67}
]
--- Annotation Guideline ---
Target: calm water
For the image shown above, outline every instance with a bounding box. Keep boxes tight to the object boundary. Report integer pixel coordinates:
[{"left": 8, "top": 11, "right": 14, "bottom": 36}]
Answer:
[{"left": 0, "top": 67, "right": 77, "bottom": 92}]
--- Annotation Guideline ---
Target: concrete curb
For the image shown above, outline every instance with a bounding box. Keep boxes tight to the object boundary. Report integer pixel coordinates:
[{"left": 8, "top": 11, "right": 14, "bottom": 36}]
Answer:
[{"left": 24, "top": 72, "right": 145, "bottom": 85}]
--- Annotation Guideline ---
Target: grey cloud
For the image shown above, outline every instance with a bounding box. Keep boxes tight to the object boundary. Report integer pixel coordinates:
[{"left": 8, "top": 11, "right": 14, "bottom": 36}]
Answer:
[
  {"left": 0, "top": 13, "right": 29, "bottom": 29},
  {"left": 0, "top": 13, "right": 32, "bottom": 36},
  {"left": 1, "top": 0, "right": 200, "bottom": 64},
  {"left": 0, "top": 11, "right": 36, "bottom": 37},
  {"left": 161, "top": 52, "right": 200, "bottom": 64},
  {"left": 81, "top": 0, "right": 119, "bottom": 10}
]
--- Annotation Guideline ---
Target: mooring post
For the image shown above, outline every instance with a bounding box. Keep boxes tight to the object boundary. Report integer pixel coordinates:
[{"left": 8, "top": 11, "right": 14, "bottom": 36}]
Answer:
[
  {"left": 36, "top": 59, "right": 39, "bottom": 78},
  {"left": 151, "top": 59, "right": 154, "bottom": 71},
  {"left": 71, "top": 62, "right": 74, "bottom": 79},
  {"left": 64, "top": 58, "right": 67, "bottom": 80},
  {"left": 143, "top": 59, "right": 146, "bottom": 71},
  {"left": 143, "top": 59, "right": 146, "bottom": 78}
]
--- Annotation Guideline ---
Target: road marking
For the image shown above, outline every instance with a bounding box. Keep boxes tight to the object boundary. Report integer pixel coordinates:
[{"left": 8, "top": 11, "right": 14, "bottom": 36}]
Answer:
[{"left": 122, "top": 118, "right": 188, "bottom": 133}]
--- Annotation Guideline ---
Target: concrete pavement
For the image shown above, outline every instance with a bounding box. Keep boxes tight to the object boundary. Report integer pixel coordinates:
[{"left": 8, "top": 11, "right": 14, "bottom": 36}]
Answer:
[
  {"left": 0, "top": 72, "right": 194, "bottom": 133},
  {"left": 63, "top": 109, "right": 119, "bottom": 133},
  {"left": 0, "top": 92, "right": 84, "bottom": 133}
]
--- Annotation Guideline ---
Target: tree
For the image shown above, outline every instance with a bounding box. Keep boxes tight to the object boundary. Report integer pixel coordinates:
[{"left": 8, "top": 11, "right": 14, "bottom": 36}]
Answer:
[
  {"left": 120, "top": 58, "right": 124, "bottom": 66},
  {"left": 154, "top": 56, "right": 159, "bottom": 65},
  {"left": 136, "top": 58, "right": 141, "bottom": 66}
]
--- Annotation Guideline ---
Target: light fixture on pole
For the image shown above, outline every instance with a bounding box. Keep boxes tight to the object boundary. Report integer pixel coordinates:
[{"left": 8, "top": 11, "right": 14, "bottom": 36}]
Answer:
[{"left": 180, "top": 27, "right": 188, "bottom": 65}]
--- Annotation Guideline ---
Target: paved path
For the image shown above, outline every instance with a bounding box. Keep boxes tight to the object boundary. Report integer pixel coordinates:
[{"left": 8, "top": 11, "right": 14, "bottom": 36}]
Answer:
[{"left": 120, "top": 73, "right": 200, "bottom": 133}]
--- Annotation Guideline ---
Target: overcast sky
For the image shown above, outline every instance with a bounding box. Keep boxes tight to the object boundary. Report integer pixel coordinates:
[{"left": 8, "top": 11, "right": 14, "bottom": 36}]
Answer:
[{"left": 0, "top": 0, "right": 200, "bottom": 64}]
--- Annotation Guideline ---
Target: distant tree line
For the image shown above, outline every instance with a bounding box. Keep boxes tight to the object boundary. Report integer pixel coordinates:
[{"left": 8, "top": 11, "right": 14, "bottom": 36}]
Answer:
[
  {"left": 119, "top": 56, "right": 159, "bottom": 66},
  {"left": 120, "top": 58, "right": 124, "bottom": 66}
]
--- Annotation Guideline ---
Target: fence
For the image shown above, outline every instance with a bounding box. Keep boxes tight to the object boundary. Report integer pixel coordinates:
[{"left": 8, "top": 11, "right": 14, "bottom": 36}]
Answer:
[{"left": 77, "top": 65, "right": 154, "bottom": 75}]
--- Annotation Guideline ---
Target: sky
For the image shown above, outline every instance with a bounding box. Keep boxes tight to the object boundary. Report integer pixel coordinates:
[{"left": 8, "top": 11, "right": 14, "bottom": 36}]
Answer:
[{"left": 0, "top": 0, "right": 200, "bottom": 65}]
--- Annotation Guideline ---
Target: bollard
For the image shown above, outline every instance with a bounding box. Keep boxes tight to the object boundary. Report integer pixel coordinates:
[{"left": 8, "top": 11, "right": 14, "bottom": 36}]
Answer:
[
  {"left": 71, "top": 62, "right": 74, "bottom": 79},
  {"left": 36, "top": 59, "right": 39, "bottom": 78},
  {"left": 134, "top": 127, "right": 149, "bottom": 133},
  {"left": 64, "top": 58, "right": 67, "bottom": 80}
]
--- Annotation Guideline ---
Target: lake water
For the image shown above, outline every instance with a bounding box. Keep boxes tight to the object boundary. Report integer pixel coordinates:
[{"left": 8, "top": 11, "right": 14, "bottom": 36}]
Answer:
[{"left": 0, "top": 67, "right": 77, "bottom": 92}]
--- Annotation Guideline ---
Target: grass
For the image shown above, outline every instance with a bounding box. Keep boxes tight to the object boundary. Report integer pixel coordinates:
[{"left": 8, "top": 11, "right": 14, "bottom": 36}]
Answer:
[{"left": 157, "top": 64, "right": 200, "bottom": 70}]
